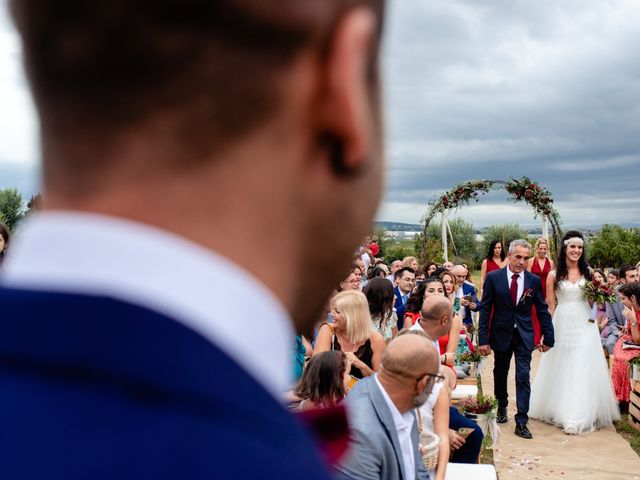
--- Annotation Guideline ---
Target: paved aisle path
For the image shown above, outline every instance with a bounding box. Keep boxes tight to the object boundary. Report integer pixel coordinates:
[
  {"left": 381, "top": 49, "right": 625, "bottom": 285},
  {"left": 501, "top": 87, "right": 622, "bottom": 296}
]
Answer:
[{"left": 481, "top": 352, "right": 640, "bottom": 479}]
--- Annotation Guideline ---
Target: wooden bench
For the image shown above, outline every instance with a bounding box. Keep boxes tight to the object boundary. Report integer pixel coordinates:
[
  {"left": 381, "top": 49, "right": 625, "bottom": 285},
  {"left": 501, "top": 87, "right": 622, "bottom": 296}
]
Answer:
[{"left": 630, "top": 380, "right": 640, "bottom": 432}]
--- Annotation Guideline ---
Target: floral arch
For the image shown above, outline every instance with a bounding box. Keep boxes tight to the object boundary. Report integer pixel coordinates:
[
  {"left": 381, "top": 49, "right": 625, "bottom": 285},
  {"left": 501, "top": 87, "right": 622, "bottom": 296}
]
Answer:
[{"left": 420, "top": 177, "right": 563, "bottom": 262}]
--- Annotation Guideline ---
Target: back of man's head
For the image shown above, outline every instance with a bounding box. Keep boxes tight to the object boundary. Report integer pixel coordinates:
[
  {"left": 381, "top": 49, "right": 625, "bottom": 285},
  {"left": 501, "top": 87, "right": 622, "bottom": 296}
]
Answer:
[
  {"left": 420, "top": 295, "right": 452, "bottom": 337},
  {"left": 381, "top": 332, "right": 437, "bottom": 381},
  {"left": 10, "top": 0, "right": 386, "bottom": 190}
]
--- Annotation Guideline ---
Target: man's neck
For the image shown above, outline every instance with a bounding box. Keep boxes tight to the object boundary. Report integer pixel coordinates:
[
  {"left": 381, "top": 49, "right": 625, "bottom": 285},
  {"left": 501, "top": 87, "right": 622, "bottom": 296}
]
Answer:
[
  {"left": 417, "top": 319, "right": 437, "bottom": 342},
  {"left": 399, "top": 287, "right": 411, "bottom": 295},
  {"left": 377, "top": 374, "right": 412, "bottom": 414}
]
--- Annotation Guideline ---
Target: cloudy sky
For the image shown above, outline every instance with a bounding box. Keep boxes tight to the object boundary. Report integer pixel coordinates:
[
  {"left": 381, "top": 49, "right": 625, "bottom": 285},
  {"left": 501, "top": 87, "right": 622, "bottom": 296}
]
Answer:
[{"left": 1, "top": 1, "right": 639, "bottom": 227}]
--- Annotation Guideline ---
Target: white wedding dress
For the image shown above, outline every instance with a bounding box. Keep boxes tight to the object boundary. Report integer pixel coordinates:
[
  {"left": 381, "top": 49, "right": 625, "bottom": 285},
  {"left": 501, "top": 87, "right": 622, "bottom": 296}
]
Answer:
[{"left": 530, "top": 277, "right": 620, "bottom": 434}]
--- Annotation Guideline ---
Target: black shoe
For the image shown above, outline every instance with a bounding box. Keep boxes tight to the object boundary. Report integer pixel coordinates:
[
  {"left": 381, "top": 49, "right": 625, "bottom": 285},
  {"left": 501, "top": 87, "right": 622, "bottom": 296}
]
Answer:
[
  {"left": 514, "top": 423, "right": 533, "bottom": 439},
  {"left": 496, "top": 408, "right": 508, "bottom": 424}
]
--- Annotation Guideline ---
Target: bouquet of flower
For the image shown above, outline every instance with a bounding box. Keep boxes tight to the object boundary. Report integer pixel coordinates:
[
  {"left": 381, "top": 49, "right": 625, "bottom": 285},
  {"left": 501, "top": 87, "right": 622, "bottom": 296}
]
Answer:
[
  {"left": 460, "top": 395, "right": 498, "bottom": 415},
  {"left": 458, "top": 350, "right": 483, "bottom": 363},
  {"left": 582, "top": 279, "right": 617, "bottom": 305}
]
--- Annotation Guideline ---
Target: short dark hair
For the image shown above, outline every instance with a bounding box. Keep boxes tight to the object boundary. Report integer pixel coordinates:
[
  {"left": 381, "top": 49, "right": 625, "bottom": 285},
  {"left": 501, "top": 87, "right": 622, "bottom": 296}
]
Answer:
[
  {"left": 395, "top": 267, "right": 415, "bottom": 280},
  {"left": 10, "top": 0, "right": 386, "bottom": 181},
  {"left": 609, "top": 269, "right": 620, "bottom": 279},
  {"left": 620, "top": 264, "right": 636, "bottom": 282}
]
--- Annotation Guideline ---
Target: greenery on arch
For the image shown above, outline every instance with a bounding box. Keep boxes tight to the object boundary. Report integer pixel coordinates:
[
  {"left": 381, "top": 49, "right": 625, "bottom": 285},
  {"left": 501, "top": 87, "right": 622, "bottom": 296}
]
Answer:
[{"left": 420, "top": 177, "right": 563, "bottom": 261}]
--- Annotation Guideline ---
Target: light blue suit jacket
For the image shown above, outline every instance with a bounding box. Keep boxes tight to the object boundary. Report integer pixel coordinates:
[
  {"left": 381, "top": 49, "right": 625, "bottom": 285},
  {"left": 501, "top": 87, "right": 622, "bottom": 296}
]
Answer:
[{"left": 335, "top": 376, "right": 431, "bottom": 480}]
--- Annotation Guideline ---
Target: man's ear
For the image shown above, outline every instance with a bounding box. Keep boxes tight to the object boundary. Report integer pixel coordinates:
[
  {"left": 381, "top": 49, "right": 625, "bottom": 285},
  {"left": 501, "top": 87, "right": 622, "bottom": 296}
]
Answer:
[{"left": 316, "top": 7, "right": 377, "bottom": 178}]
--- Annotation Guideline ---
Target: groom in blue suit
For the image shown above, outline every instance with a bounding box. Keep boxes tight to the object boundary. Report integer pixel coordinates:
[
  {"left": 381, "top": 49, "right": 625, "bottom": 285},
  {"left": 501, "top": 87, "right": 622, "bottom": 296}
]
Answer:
[
  {"left": 0, "top": 1, "right": 388, "bottom": 478},
  {"left": 479, "top": 239, "right": 554, "bottom": 439}
]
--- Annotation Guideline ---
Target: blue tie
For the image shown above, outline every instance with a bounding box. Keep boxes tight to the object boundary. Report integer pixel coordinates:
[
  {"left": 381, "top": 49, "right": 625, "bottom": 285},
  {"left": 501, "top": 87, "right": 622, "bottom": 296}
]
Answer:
[{"left": 402, "top": 294, "right": 408, "bottom": 305}]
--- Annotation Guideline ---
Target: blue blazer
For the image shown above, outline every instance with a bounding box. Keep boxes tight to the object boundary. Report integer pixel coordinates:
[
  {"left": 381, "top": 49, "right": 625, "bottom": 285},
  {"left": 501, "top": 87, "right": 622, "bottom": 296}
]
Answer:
[
  {"left": 0, "top": 288, "right": 332, "bottom": 480},
  {"left": 458, "top": 282, "right": 479, "bottom": 325},
  {"left": 478, "top": 268, "right": 554, "bottom": 352},
  {"left": 336, "top": 376, "right": 429, "bottom": 480},
  {"left": 394, "top": 287, "right": 409, "bottom": 326}
]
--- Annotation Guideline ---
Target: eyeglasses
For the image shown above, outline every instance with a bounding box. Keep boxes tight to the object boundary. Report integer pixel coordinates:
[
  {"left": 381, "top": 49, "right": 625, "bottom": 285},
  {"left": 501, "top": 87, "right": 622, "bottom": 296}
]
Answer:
[{"left": 382, "top": 363, "right": 445, "bottom": 390}]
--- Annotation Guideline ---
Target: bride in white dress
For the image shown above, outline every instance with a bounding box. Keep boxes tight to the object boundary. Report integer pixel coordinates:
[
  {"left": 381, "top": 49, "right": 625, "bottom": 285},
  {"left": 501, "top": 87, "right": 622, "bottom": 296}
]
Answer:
[{"left": 530, "top": 231, "right": 620, "bottom": 434}]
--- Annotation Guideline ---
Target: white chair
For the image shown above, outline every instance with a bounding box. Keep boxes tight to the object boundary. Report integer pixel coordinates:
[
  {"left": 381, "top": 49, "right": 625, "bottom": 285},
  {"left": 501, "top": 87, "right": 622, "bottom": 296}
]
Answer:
[{"left": 445, "top": 463, "right": 497, "bottom": 479}]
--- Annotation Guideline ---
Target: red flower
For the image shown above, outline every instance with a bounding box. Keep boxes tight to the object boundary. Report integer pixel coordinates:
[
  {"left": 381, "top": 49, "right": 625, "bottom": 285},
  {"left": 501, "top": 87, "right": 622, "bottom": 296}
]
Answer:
[{"left": 524, "top": 189, "right": 534, "bottom": 200}]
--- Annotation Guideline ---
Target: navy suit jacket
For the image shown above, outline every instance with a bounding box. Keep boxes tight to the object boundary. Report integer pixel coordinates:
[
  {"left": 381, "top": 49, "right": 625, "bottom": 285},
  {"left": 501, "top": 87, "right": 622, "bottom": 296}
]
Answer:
[
  {"left": 478, "top": 268, "right": 554, "bottom": 352},
  {"left": 0, "top": 288, "right": 331, "bottom": 480},
  {"left": 394, "top": 287, "right": 410, "bottom": 326},
  {"left": 458, "top": 282, "right": 479, "bottom": 325}
]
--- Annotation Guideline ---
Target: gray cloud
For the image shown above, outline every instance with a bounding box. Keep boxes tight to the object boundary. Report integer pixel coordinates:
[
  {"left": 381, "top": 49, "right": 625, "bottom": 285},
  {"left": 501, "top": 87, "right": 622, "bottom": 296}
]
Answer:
[{"left": 379, "top": 0, "right": 640, "bottom": 226}]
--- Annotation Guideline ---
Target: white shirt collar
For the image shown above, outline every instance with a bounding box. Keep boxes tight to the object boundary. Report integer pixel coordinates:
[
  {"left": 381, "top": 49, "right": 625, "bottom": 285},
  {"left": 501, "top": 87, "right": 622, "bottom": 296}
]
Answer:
[
  {"left": 374, "top": 375, "right": 415, "bottom": 480},
  {"left": 1, "top": 212, "right": 294, "bottom": 399}
]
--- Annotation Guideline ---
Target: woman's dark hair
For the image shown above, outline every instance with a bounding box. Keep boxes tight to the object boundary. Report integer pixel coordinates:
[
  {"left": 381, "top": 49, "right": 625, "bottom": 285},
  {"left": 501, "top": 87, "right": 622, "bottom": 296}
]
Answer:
[
  {"left": 486, "top": 239, "right": 505, "bottom": 262},
  {"left": 555, "top": 230, "right": 591, "bottom": 288},
  {"left": 363, "top": 277, "right": 395, "bottom": 319},
  {"left": 294, "top": 351, "right": 346, "bottom": 407},
  {"left": 592, "top": 269, "right": 606, "bottom": 283},
  {"left": 405, "top": 281, "right": 427, "bottom": 315},
  {"left": 0, "top": 222, "right": 10, "bottom": 264},
  {"left": 404, "top": 277, "right": 446, "bottom": 314},
  {"left": 422, "top": 261, "right": 438, "bottom": 276},
  {"left": 619, "top": 282, "right": 640, "bottom": 306},
  {"left": 432, "top": 266, "right": 447, "bottom": 278}
]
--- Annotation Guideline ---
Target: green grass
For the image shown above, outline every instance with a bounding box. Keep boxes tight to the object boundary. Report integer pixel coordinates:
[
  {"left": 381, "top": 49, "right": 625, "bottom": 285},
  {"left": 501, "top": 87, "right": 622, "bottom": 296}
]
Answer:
[{"left": 615, "top": 415, "right": 640, "bottom": 457}]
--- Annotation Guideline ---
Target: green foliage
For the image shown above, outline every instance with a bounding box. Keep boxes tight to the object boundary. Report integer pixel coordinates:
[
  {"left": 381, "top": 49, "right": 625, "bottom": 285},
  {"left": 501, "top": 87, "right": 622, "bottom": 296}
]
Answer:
[
  {"left": 477, "top": 224, "right": 530, "bottom": 262},
  {"left": 0, "top": 188, "right": 25, "bottom": 231},
  {"left": 26, "top": 193, "right": 42, "bottom": 215},
  {"left": 588, "top": 225, "right": 640, "bottom": 269},
  {"left": 424, "top": 217, "right": 479, "bottom": 268},
  {"left": 382, "top": 243, "right": 416, "bottom": 263}
]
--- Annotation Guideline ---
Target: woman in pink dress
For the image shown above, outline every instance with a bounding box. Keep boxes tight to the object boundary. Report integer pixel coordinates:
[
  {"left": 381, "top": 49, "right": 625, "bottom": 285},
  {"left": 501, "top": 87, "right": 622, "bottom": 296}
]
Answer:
[{"left": 611, "top": 282, "right": 640, "bottom": 404}]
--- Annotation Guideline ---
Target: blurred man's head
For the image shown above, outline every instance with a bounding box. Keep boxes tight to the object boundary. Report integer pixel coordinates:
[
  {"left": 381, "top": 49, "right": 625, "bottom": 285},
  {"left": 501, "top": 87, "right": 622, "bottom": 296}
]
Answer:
[
  {"left": 10, "top": 0, "right": 388, "bottom": 337},
  {"left": 442, "top": 261, "right": 453, "bottom": 271}
]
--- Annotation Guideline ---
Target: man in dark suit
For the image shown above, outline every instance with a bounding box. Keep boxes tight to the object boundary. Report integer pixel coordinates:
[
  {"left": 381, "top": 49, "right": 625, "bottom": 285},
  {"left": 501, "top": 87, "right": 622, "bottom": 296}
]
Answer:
[
  {"left": 394, "top": 267, "right": 416, "bottom": 323},
  {"left": 452, "top": 264, "right": 478, "bottom": 327},
  {"left": 0, "top": 1, "right": 387, "bottom": 478},
  {"left": 478, "top": 239, "right": 554, "bottom": 439}
]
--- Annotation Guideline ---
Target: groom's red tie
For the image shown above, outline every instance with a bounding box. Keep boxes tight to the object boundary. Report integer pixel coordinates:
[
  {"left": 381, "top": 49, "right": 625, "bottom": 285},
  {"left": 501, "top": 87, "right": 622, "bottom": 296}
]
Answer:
[{"left": 510, "top": 273, "right": 519, "bottom": 305}]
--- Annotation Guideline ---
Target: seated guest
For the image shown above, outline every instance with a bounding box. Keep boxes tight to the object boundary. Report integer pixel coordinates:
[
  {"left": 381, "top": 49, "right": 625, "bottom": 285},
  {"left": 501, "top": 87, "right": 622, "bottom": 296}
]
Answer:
[
  {"left": 295, "top": 351, "right": 349, "bottom": 411},
  {"left": 423, "top": 261, "right": 438, "bottom": 278},
  {"left": 335, "top": 332, "right": 440, "bottom": 480},
  {"left": 451, "top": 265, "right": 478, "bottom": 328},
  {"left": 611, "top": 283, "right": 640, "bottom": 405},
  {"left": 605, "top": 265, "right": 639, "bottom": 354},
  {"left": 364, "top": 278, "right": 398, "bottom": 342},
  {"left": 386, "top": 260, "right": 404, "bottom": 284},
  {"left": 367, "top": 266, "right": 388, "bottom": 282},
  {"left": 402, "top": 256, "right": 419, "bottom": 271},
  {"left": 315, "top": 291, "right": 385, "bottom": 379},
  {"left": 608, "top": 269, "right": 620, "bottom": 287},
  {"left": 403, "top": 277, "right": 460, "bottom": 366},
  {"left": 394, "top": 267, "right": 416, "bottom": 322},
  {"left": 338, "top": 269, "right": 361, "bottom": 292},
  {"left": 411, "top": 296, "right": 483, "bottom": 464}
]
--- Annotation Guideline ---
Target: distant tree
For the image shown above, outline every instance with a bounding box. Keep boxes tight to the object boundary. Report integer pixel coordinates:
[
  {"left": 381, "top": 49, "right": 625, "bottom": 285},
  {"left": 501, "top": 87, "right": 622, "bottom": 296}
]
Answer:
[
  {"left": 0, "top": 188, "right": 25, "bottom": 231},
  {"left": 478, "top": 224, "right": 530, "bottom": 263},
  {"left": 422, "top": 217, "right": 478, "bottom": 268},
  {"left": 588, "top": 225, "right": 640, "bottom": 269}
]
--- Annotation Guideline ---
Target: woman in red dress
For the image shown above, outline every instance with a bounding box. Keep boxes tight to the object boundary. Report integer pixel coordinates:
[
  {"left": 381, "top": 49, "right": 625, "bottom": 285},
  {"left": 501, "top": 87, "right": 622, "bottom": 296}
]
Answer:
[
  {"left": 527, "top": 238, "right": 555, "bottom": 346},
  {"left": 480, "top": 239, "right": 507, "bottom": 292},
  {"left": 611, "top": 283, "right": 640, "bottom": 404}
]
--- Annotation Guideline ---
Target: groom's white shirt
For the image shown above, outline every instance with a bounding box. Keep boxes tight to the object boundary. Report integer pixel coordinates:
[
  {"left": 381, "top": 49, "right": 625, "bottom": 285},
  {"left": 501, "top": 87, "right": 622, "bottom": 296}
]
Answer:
[{"left": 506, "top": 267, "right": 524, "bottom": 303}]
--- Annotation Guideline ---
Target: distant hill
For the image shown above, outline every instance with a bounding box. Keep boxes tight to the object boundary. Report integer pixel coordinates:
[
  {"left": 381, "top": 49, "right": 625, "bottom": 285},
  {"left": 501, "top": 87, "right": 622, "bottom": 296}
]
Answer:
[{"left": 374, "top": 221, "right": 422, "bottom": 232}]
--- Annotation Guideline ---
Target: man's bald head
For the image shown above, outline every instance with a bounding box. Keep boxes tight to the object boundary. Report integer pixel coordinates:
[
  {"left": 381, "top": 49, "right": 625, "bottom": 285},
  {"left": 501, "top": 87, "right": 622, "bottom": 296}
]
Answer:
[
  {"left": 451, "top": 265, "right": 467, "bottom": 286},
  {"left": 421, "top": 295, "right": 452, "bottom": 322},
  {"left": 381, "top": 332, "right": 438, "bottom": 379}
]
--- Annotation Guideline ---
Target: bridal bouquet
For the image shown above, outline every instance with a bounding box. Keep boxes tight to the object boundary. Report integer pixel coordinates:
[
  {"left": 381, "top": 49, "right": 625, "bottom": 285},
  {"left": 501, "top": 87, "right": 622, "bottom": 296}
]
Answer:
[{"left": 582, "top": 279, "right": 617, "bottom": 305}]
